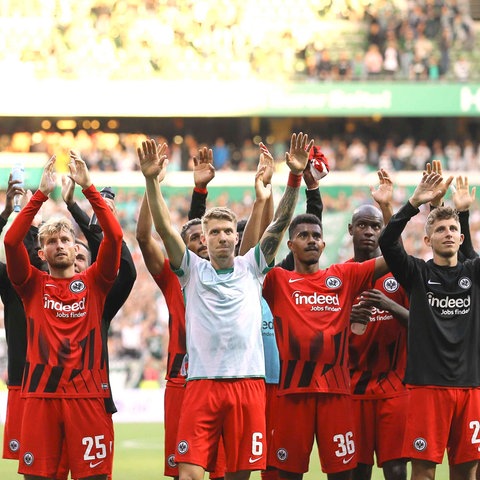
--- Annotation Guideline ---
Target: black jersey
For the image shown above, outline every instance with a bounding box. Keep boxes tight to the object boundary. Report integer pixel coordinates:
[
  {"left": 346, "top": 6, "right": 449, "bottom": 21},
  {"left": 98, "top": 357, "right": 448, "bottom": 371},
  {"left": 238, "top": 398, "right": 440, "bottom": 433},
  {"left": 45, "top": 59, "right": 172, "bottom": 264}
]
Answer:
[{"left": 379, "top": 201, "right": 480, "bottom": 387}]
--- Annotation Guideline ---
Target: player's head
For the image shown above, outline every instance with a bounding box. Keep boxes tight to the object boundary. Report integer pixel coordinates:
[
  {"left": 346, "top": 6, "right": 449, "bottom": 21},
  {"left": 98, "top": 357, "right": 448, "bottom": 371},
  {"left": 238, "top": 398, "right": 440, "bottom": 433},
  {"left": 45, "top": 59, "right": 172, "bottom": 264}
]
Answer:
[
  {"left": 287, "top": 214, "right": 324, "bottom": 266},
  {"left": 348, "top": 204, "right": 384, "bottom": 260},
  {"left": 38, "top": 217, "right": 77, "bottom": 269},
  {"left": 181, "top": 218, "right": 208, "bottom": 259},
  {"left": 234, "top": 219, "right": 247, "bottom": 256},
  {"left": 74, "top": 240, "right": 91, "bottom": 273},
  {"left": 201, "top": 207, "right": 238, "bottom": 264},
  {"left": 424, "top": 206, "right": 463, "bottom": 259}
]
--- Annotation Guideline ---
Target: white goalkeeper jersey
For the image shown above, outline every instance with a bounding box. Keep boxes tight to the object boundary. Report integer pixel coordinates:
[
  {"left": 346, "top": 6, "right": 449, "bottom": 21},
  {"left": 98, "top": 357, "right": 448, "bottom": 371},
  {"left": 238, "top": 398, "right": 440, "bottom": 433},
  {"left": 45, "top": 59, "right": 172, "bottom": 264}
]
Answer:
[{"left": 176, "top": 245, "right": 270, "bottom": 380}]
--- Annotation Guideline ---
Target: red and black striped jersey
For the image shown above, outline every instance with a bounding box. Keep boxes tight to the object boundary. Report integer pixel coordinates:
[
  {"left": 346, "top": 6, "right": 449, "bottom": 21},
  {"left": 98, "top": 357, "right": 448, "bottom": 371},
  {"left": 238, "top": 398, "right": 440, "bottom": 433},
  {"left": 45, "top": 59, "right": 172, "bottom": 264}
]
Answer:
[
  {"left": 263, "top": 260, "right": 375, "bottom": 395},
  {"left": 152, "top": 259, "right": 187, "bottom": 385}
]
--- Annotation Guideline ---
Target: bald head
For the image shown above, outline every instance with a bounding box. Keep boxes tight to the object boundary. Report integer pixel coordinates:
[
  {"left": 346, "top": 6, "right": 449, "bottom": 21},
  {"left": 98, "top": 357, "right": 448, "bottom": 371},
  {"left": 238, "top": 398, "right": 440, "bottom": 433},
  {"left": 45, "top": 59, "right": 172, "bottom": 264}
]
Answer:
[
  {"left": 351, "top": 204, "right": 383, "bottom": 226},
  {"left": 349, "top": 204, "right": 384, "bottom": 261}
]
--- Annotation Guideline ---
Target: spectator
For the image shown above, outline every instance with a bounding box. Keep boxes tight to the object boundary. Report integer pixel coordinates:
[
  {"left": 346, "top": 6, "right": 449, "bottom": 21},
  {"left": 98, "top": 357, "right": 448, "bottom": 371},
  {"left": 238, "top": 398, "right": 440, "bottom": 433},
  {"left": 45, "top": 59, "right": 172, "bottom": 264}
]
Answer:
[
  {"left": 453, "top": 54, "right": 471, "bottom": 82},
  {"left": 364, "top": 44, "right": 384, "bottom": 78}
]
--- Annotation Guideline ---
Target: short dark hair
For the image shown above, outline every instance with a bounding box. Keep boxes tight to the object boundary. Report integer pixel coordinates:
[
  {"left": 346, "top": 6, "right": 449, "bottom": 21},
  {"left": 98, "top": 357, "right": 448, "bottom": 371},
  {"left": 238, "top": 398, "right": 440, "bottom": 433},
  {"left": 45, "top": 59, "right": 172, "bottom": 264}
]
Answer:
[
  {"left": 288, "top": 214, "right": 322, "bottom": 239},
  {"left": 180, "top": 218, "right": 202, "bottom": 243},
  {"left": 237, "top": 219, "right": 247, "bottom": 234}
]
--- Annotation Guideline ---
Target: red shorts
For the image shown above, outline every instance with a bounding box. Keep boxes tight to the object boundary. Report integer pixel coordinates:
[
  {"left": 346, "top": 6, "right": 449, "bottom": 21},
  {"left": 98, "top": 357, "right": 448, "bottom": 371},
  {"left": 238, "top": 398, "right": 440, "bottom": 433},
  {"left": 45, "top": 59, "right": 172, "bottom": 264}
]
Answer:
[
  {"left": 2, "top": 386, "right": 23, "bottom": 460},
  {"left": 403, "top": 386, "right": 480, "bottom": 465},
  {"left": 265, "top": 383, "right": 279, "bottom": 466},
  {"left": 19, "top": 397, "right": 114, "bottom": 479},
  {"left": 269, "top": 393, "right": 357, "bottom": 474},
  {"left": 175, "top": 378, "right": 266, "bottom": 472},
  {"left": 164, "top": 382, "right": 185, "bottom": 477},
  {"left": 351, "top": 394, "right": 409, "bottom": 466}
]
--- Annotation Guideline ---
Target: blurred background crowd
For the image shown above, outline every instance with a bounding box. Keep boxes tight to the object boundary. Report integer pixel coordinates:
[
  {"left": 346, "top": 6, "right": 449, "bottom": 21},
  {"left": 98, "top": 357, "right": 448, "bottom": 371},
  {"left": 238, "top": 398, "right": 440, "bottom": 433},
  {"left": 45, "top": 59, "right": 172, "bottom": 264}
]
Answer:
[{"left": 0, "top": 0, "right": 477, "bottom": 81}]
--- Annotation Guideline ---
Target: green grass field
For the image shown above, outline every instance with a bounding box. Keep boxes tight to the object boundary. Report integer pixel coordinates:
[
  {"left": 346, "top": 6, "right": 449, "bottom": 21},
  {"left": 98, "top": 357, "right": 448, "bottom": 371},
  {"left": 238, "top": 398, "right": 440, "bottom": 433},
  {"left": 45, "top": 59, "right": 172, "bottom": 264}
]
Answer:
[{"left": 1, "top": 422, "right": 449, "bottom": 479}]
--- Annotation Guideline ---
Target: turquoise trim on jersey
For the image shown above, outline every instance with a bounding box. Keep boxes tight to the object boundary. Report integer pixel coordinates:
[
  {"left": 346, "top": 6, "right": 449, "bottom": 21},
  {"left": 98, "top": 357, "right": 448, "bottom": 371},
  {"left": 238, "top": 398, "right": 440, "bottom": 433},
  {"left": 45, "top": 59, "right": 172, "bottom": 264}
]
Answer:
[
  {"left": 255, "top": 244, "right": 274, "bottom": 274},
  {"left": 172, "top": 248, "right": 189, "bottom": 277},
  {"left": 216, "top": 267, "right": 234, "bottom": 274}
]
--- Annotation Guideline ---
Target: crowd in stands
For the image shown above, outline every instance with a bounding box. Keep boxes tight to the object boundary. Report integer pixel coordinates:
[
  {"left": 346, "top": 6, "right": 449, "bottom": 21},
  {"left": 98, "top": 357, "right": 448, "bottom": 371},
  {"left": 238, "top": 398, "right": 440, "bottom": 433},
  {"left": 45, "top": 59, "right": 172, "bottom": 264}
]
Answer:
[
  {"left": 0, "top": 0, "right": 476, "bottom": 82},
  {"left": 2, "top": 129, "right": 480, "bottom": 173}
]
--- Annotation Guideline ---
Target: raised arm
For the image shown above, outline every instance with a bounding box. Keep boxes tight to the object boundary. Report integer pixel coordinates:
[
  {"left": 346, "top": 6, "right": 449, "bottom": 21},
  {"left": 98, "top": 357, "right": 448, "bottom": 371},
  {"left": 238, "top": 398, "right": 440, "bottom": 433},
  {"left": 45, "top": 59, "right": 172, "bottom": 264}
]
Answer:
[
  {"left": 453, "top": 175, "right": 478, "bottom": 260},
  {"left": 260, "top": 132, "right": 313, "bottom": 265},
  {"left": 188, "top": 147, "right": 215, "bottom": 220},
  {"left": 137, "top": 139, "right": 185, "bottom": 269},
  {"left": 136, "top": 193, "right": 166, "bottom": 275},
  {"left": 239, "top": 143, "right": 274, "bottom": 255},
  {"left": 4, "top": 155, "right": 56, "bottom": 285},
  {"left": 370, "top": 168, "right": 394, "bottom": 224},
  {"left": 69, "top": 150, "right": 122, "bottom": 283}
]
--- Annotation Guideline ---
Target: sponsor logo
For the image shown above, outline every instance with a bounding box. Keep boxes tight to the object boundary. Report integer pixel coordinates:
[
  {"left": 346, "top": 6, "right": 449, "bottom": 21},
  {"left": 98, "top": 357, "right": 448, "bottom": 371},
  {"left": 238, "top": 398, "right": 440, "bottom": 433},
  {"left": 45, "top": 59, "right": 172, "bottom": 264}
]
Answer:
[
  {"left": 89, "top": 460, "right": 104, "bottom": 468},
  {"left": 325, "top": 276, "right": 342, "bottom": 289},
  {"left": 383, "top": 277, "right": 399, "bottom": 293},
  {"left": 413, "top": 437, "right": 427, "bottom": 451},
  {"left": 427, "top": 292, "right": 471, "bottom": 310},
  {"left": 276, "top": 448, "right": 288, "bottom": 462},
  {"left": 9, "top": 439, "right": 19, "bottom": 452},
  {"left": 248, "top": 456, "right": 263, "bottom": 464},
  {"left": 70, "top": 279, "right": 86, "bottom": 293},
  {"left": 288, "top": 278, "right": 304, "bottom": 283},
  {"left": 427, "top": 279, "right": 441, "bottom": 285},
  {"left": 459, "top": 277, "right": 472, "bottom": 289},
  {"left": 292, "top": 290, "right": 340, "bottom": 312},
  {"left": 23, "top": 452, "right": 34, "bottom": 466},
  {"left": 167, "top": 454, "right": 177, "bottom": 468},
  {"left": 177, "top": 441, "right": 188, "bottom": 455},
  {"left": 343, "top": 455, "right": 355, "bottom": 464},
  {"left": 44, "top": 295, "right": 87, "bottom": 318}
]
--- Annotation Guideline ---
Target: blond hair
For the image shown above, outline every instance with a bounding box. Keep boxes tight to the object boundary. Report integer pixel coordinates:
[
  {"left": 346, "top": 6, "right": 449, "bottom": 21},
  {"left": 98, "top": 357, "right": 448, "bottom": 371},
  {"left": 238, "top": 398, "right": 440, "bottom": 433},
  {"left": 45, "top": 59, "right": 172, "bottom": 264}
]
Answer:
[
  {"left": 38, "top": 217, "right": 76, "bottom": 247},
  {"left": 201, "top": 207, "right": 237, "bottom": 233}
]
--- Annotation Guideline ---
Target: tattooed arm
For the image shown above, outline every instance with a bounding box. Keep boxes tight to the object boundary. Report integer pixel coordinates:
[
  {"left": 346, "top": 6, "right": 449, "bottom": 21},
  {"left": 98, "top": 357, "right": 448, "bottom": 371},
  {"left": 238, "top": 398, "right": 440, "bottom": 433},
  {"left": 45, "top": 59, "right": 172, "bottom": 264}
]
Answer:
[{"left": 260, "top": 132, "right": 313, "bottom": 265}]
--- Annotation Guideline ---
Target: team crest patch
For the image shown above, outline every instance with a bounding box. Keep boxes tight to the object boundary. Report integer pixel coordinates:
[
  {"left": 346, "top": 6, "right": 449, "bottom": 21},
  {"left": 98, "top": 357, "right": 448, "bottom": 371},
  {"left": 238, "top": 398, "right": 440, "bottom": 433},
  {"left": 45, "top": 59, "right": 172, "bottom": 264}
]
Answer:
[
  {"left": 413, "top": 438, "right": 427, "bottom": 451},
  {"left": 276, "top": 448, "right": 288, "bottom": 462},
  {"left": 9, "top": 439, "right": 19, "bottom": 452},
  {"left": 23, "top": 452, "right": 34, "bottom": 466},
  {"left": 177, "top": 440, "right": 188, "bottom": 455},
  {"left": 167, "top": 454, "right": 177, "bottom": 468},
  {"left": 325, "top": 276, "right": 342, "bottom": 289},
  {"left": 458, "top": 277, "right": 472, "bottom": 290},
  {"left": 383, "top": 277, "right": 399, "bottom": 293},
  {"left": 70, "top": 279, "right": 86, "bottom": 293}
]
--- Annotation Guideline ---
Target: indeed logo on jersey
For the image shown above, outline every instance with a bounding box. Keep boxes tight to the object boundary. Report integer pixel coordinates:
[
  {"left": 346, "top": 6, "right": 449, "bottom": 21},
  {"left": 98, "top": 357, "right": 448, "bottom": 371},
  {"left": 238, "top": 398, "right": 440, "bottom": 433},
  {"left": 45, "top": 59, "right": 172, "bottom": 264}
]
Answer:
[
  {"left": 427, "top": 292, "right": 471, "bottom": 317},
  {"left": 369, "top": 307, "right": 393, "bottom": 322},
  {"left": 44, "top": 295, "right": 87, "bottom": 319},
  {"left": 292, "top": 291, "right": 340, "bottom": 312}
]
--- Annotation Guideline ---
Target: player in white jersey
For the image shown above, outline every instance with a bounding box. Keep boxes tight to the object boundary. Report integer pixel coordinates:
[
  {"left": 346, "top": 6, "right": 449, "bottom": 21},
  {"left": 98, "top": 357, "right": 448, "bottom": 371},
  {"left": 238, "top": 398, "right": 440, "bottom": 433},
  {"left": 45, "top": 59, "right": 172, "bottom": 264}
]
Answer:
[{"left": 137, "top": 133, "right": 313, "bottom": 480}]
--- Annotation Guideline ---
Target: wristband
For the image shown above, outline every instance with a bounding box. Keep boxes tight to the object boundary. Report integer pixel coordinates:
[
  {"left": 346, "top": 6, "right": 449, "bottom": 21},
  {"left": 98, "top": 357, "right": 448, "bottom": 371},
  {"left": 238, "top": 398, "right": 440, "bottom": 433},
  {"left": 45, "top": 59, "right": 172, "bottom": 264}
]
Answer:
[
  {"left": 194, "top": 187, "right": 208, "bottom": 195},
  {"left": 287, "top": 172, "right": 302, "bottom": 188}
]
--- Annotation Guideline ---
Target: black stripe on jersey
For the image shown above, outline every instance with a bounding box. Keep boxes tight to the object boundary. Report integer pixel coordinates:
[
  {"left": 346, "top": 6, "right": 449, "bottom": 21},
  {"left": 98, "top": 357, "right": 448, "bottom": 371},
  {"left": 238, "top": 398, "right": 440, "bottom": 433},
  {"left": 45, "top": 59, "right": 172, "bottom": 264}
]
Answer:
[
  {"left": 353, "top": 371, "right": 372, "bottom": 395},
  {"left": 283, "top": 360, "right": 296, "bottom": 389},
  {"left": 23, "top": 362, "right": 30, "bottom": 389},
  {"left": 28, "top": 364, "right": 45, "bottom": 392},
  {"left": 88, "top": 330, "right": 95, "bottom": 370},
  {"left": 170, "top": 353, "right": 186, "bottom": 378},
  {"left": 44, "top": 366, "right": 64, "bottom": 393},
  {"left": 298, "top": 361, "right": 316, "bottom": 387},
  {"left": 38, "top": 330, "right": 50, "bottom": 364},
  {"left": 366, "top": 341, "right": 380, "bottom": 370}
]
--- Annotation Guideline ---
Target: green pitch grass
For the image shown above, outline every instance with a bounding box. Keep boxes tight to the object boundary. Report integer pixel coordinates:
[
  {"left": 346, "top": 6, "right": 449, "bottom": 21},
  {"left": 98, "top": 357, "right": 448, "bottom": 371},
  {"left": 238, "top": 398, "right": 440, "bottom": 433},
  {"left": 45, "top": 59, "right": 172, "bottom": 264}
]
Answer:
[{"left": 1, "top": 422, "right": 449, "bottom": 479}]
